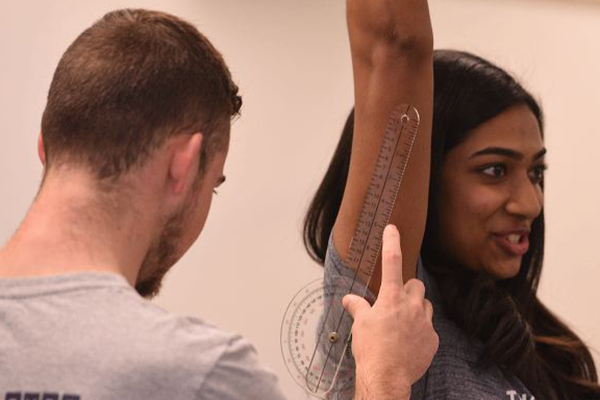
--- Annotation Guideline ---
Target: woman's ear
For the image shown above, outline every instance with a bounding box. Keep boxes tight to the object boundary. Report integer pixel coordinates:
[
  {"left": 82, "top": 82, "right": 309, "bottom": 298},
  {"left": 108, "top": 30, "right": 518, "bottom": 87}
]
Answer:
[{"left": 38, "top": 131, "right": 46, "bottom": 166}]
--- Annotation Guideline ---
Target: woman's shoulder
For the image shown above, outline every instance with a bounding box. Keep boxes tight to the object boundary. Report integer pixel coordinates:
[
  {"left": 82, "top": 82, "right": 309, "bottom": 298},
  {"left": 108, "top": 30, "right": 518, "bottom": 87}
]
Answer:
[
  {"left": 412, "top": 351, "right": 533, "bottom": 400},
  {"left": 413, "top": 266, "right": 534, "bottom": 400}
]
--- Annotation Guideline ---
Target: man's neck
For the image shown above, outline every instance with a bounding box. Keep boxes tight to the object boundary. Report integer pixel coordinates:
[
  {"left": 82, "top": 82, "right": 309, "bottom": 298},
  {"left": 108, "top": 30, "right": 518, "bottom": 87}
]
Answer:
[{"left": 0, "top": 171, "right": 156, "bottom": 286}]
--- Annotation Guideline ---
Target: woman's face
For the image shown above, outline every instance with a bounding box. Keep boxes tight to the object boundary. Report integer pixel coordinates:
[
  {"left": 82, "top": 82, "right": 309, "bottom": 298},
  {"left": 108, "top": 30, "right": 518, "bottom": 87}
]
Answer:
[{"left": 437, "top": 105, "right": 546, "bottom": 279}]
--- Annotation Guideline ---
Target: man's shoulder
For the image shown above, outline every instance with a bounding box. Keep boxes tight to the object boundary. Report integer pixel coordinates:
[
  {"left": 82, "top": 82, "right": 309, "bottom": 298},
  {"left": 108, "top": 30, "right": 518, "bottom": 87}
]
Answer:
[
  {"left": 114, "top": 295, "right": 286, "bottom": 399},
  {"left": 119, "top": 306, "right": 248, "bottom": 395},
  {"left": 0, "top": 273, "right": 267, "bottom": 399},
  {"left": 85, "top": 283, "right": 281, "bottom": 398},
  {"left": 105, "top": 288, "right": 240, "bottom": 369}
]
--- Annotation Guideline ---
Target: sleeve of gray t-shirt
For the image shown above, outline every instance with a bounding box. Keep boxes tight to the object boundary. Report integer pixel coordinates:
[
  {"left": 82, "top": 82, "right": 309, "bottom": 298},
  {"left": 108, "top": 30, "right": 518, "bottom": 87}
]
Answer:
[{"left": 198, "top": 335, "right": 288, "bottom": 400}]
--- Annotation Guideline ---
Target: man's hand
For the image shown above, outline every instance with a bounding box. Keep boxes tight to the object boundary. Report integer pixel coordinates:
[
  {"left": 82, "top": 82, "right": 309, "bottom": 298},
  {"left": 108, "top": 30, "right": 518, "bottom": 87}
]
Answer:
[{"left": 343, "top": 225, "right": 438, "bottom": 400}]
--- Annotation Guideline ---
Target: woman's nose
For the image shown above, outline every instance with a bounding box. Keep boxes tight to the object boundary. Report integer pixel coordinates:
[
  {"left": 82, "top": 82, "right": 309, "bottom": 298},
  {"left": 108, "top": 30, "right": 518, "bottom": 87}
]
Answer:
[{"left": 505, "top": 175, "right": 543, "bottom": 219}]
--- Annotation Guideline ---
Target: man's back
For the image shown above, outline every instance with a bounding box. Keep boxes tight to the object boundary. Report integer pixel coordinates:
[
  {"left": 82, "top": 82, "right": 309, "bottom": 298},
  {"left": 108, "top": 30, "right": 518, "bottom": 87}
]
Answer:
[{"left": 0, "top": 273, "right": 285, "bottom": 400}]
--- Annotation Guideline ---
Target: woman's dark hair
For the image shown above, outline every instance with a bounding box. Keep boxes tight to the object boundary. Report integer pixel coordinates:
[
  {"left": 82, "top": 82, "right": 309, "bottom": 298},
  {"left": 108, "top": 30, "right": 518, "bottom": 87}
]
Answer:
[{"left": 304, "top": 50, "right": 600, "bottom": 400}]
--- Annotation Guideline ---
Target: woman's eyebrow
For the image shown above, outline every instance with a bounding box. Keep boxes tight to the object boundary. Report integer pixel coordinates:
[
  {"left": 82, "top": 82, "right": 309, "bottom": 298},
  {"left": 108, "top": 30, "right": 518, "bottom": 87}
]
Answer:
[
  {"left": 533, "top": 148, "right": 547, "bottom": 160},
  {"left": 470, "top": 147, "right": 522, "bottom": 159},
  {"left": 216, "top": 175, "right": 226, "bottom": 187},
  {"left": 470, "top": 147, "right": 547, "bottom": 160}
]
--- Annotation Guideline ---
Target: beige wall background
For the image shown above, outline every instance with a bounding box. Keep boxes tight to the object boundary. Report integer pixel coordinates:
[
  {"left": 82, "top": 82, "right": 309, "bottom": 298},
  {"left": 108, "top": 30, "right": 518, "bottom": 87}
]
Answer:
[{"left": 1, "top": 0, "right": 599, "bottom": 398}]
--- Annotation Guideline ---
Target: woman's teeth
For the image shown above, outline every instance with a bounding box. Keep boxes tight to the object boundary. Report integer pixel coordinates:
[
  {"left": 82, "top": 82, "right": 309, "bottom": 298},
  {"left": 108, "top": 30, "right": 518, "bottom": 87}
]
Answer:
[{"left": 507, "top": 234, "right": 521, "bottom": 244}]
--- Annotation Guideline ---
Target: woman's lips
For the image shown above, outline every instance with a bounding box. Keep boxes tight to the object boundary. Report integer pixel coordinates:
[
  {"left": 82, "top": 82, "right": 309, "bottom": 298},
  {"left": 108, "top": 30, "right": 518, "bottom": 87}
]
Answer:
[{"left": 493, "top": 233, "right": 530, "bottom": 256}]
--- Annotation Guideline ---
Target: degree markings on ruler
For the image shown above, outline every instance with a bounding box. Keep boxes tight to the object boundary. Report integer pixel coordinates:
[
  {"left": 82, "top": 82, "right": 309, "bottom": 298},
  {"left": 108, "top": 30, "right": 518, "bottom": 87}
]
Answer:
[{"left": 309, "top": 104, "right": 420, "bottom": 395}]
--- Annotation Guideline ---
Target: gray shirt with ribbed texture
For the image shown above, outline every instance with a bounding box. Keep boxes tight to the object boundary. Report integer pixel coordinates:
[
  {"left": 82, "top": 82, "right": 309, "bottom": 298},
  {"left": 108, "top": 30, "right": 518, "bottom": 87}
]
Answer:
[{"left": 324, "top": 235, "right": 535, "bottom": 400}]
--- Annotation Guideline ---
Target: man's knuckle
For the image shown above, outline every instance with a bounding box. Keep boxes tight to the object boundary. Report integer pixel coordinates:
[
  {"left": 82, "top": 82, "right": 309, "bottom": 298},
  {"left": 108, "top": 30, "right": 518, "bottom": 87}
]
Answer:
[
  {"left": 409, "top": 299, "right": 423, "bottom": 314},
  {"left": 406, "top": 279, "right": 425, "bottom": 292}
]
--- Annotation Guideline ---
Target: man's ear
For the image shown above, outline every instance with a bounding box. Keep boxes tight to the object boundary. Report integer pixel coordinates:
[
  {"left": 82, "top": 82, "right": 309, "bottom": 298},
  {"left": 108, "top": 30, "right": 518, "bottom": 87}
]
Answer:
[
  {"left": 169, "top": 133, "right": 203, "bottom": 195},
  {"left": 38, "top": 131, "right": 46, "bottom": 166}
]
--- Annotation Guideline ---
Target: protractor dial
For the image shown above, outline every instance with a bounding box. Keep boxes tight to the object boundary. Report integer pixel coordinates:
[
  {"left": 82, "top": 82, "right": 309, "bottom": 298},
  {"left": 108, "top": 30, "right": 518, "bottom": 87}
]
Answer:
[{"left": 281, "top": 278, "right": 356, "bottom": 398}]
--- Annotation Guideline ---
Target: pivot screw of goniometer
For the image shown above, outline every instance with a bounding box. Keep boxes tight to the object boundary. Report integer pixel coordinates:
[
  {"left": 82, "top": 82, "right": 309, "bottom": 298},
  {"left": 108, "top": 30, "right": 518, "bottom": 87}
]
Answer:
[{"left": 329, "top": 332, "right": 339, "bottom": 343}]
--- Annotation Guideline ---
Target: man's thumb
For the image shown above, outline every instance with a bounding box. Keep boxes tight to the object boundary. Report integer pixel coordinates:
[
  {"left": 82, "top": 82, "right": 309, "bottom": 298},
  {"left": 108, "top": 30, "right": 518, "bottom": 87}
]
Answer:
[{"left": 342, "top": 294, "right": 370, "bottom": 318}]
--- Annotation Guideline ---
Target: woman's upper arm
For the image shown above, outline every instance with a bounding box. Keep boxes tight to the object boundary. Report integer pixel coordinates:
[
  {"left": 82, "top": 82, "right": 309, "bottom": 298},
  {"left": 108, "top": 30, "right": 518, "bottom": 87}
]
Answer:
[{"left": 333, "top": 0, "right": 433, "bottom": 293}]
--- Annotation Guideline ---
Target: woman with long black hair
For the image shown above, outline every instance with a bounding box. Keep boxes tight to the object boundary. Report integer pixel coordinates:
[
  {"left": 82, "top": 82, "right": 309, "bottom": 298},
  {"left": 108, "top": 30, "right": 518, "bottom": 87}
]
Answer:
[{"left": 306, "top": 50, "right": 600, "bottom": 399}]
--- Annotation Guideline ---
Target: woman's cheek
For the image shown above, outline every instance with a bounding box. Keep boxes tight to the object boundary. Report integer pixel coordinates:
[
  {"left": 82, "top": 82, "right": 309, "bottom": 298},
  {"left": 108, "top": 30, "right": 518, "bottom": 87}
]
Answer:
[{"left": 467, "top": 186, "right": 507, "bottom": 220}]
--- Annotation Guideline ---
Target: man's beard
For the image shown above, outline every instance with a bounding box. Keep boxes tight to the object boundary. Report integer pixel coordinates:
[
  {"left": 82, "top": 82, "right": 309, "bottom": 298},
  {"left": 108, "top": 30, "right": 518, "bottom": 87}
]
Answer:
[{"left": 135, "top": 205, "right": 187, "bottom": 298}]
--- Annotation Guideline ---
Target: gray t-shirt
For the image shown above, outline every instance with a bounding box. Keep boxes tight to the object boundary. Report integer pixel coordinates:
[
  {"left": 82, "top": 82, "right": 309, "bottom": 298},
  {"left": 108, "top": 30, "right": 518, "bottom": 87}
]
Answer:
[
  {"left": 0, "top": 272, "right": 287, "bottom": 400},
  {"left": 324, "top": 236, "right": 536, "bottom": 400}
]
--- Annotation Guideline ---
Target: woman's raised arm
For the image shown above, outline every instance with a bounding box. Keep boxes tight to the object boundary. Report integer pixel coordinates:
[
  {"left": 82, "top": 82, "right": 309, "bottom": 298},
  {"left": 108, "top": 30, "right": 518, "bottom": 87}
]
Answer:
[{"left": 334, "top": 0, "right": 434, "bottom": 292}]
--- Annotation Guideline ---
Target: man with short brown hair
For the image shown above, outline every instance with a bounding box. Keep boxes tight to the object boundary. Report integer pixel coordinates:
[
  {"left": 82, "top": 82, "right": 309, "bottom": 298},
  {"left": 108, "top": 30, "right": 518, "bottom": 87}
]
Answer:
[{"left": 39, "top": 9, "right": 241, "bottom": 298}]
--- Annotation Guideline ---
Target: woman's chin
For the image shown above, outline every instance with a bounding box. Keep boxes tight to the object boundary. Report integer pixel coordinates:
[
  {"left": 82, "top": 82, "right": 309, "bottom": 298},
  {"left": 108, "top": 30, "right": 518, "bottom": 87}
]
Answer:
[{"left": 485, "top": 258, "right": 522, "bottom": 280}]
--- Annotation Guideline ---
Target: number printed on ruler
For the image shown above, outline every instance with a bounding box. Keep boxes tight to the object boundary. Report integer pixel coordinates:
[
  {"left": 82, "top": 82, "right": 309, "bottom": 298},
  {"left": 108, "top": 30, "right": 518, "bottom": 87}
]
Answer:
[{"left": 347, "top": 105, "right": 420, "bottom": 282}]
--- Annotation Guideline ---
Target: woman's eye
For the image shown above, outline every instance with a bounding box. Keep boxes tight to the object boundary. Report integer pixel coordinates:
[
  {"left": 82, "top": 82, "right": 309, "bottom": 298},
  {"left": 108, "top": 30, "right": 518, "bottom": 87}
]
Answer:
[
  {"left": 482, "top": 164, "right": 506, "bottom": 178},
  {"left": 212, "top": 189, "right": 219, "bottom": 195},
  {"left": 530, "top": 165, "right": 547, "bottom": 184}
]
